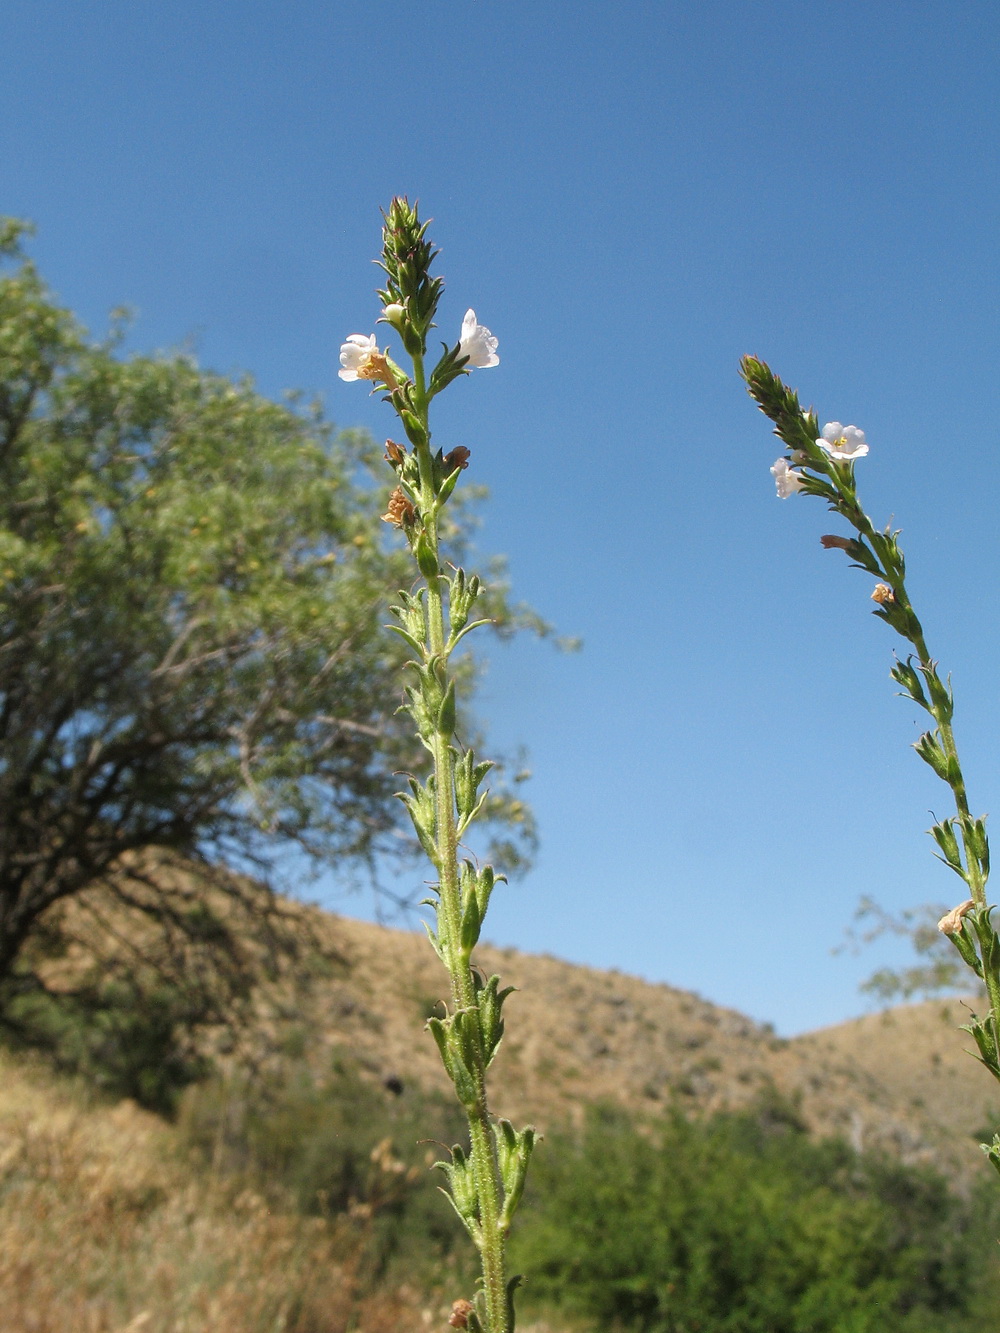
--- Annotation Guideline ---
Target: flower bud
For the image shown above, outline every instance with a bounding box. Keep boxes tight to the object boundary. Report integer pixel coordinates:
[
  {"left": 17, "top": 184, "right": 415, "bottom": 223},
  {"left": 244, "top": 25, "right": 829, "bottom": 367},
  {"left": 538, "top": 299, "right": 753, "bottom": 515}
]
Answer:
[
  {"left": 381, "top": 302, "right": 406, "bottom": 330},
  {"left": 377, "top": 197, "right": 444, "bottom": 330}
]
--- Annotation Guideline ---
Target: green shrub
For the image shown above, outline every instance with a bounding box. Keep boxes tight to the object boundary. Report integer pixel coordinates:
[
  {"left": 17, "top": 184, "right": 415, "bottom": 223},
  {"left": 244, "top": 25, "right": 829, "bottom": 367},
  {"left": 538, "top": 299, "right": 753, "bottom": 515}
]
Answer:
[
  {"left": 510, "top": 1101, "right": 1000, "bottom": 1333},
  {"left": 1, "top": 973, "right": 211, "bottom": 1116}
]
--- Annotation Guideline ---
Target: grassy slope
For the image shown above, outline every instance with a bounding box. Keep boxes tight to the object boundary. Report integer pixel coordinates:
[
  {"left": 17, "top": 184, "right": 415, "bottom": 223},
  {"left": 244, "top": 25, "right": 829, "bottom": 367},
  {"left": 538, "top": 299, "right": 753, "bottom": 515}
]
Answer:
[
  {"left": 2, "top": 894, "right": 993, "bottom": 1331},
  {"left": 0, "top": 1050, "right": 431, "bottom": 1333}
]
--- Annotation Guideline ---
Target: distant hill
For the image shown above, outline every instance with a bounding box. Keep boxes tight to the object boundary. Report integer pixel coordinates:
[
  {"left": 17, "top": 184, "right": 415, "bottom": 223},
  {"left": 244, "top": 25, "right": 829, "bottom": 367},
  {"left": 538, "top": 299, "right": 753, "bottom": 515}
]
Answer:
[{"left": 253, "top": 905, "right": 995, "bottom": 1183}]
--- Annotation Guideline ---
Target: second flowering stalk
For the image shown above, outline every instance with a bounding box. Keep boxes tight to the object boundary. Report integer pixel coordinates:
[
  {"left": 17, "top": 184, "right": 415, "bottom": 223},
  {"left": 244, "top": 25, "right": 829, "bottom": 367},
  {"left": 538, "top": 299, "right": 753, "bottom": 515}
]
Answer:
[
  {"left": 340, "top": 199, "right": 533, "bottom": 1333},
  {"left": 742, "top": 354, "right": 1000, "bottom": 1180}
]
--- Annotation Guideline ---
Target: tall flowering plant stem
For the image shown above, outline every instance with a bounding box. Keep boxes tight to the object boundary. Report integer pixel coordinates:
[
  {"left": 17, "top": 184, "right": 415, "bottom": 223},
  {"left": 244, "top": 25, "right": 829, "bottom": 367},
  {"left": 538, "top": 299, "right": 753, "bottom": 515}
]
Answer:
[
  {"left": 741, "top": 355, "right": 1000, "bottom": 1176},
  {"left": 339, "top": 198, "right": 533, "bottom": 1333}
]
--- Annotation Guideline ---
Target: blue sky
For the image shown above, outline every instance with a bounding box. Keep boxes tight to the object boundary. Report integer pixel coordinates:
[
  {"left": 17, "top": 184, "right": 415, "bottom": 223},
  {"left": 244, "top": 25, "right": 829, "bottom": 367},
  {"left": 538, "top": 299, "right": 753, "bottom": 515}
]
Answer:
[{"left": 4, "top": 0, "right": 999, "bottom": 1034}]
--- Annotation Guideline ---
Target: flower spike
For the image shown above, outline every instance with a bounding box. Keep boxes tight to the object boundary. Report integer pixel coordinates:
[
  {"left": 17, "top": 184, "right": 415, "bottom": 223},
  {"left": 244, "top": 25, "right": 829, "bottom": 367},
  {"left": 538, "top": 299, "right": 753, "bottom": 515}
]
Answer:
[{"left": 340, "top": 202, "right": 524, "bottom": 1333}]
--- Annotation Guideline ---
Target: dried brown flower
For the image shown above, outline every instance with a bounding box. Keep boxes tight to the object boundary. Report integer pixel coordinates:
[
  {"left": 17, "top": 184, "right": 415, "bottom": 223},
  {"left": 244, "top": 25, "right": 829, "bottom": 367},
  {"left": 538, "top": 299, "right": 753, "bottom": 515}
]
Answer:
[
  {"left": 820, "top": 534, "right": 854, "bottom": 551},
  {"left": 449, "top": 1299, "right": 475, "bottom": 1329},
  {"left": 381, "top": 487, "right": 416, "bottom": 528},
  {"left": 870, "top": 583, "right": 895, "bottom": 605},
  {"left": 357, "top": 350, "right": 399, "bottom": 391},
  {"left": 385, "top": 440, "right": 407, "bottom": 466},
  {"left": 444, "top": 446, "right": 471, "bottom": 471}
]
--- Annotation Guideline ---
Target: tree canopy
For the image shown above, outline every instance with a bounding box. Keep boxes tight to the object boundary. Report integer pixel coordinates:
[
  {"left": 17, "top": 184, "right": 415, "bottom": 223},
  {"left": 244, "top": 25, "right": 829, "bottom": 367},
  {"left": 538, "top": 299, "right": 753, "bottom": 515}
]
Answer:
[{"left": 0, "top": 219, "right": 537, "bottom": 1063}]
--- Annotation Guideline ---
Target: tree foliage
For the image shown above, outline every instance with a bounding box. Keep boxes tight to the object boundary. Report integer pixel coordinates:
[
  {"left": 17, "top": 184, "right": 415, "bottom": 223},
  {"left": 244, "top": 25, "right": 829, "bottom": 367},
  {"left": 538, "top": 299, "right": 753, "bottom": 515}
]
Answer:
[
  {"left": 180, "top": 1068, "right": 1000, "bottom": 1332},
  {"left": 842, "top": 896, "right": 977, "bottom": 1005},
  {"left": 0, "top": 219, "right": 536, "bottom": 1056},
  {"left": 511, "top": 1101, "right": 1000, "bottom": 1333}
]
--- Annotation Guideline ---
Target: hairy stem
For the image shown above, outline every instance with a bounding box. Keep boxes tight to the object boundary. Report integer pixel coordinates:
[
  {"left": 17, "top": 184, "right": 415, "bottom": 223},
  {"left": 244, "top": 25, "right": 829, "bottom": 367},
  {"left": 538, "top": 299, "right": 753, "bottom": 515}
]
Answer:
[{"left": 413, "top": 399, "right": 510, "bottom": 1333}]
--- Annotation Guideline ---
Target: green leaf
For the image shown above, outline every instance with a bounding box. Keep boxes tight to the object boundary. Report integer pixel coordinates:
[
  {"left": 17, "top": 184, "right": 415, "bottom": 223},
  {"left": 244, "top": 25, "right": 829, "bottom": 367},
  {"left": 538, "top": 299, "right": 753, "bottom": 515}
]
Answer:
[
  {"left": 890, "top": 657, "right": 930, "bottom": 711},
  {"left": 914, "top": 731, "right": 949, "bottom": 781},
  {"left": 495, "top": 1120, "right": 538, "bottom": 1232},
  {"left": 415, "top": 532, "right": 439, "bottom": 578},
  {"left": 449, "top": 618, "right": 494, "bottom": 652},
  {"left": 421, "top": 919, "right": 445, "bottom": 964},
  {"left": 437, "top": 678, "right": 456, "bottom": 736},
  {"left": 384, "top": 621, "right": 424, "bottom": 655},
  {"left": 427, "top": 1012, "right": 479, "bottom": 1109},
  {"left": 980, "top": 1134, "right": 1000, "bottom": 1179},
  {"left": 930, "top": 818, "right": 963, "bottom": 871},
  {"left": 432, "top": 1142, "right": 480, "bottom": 1230},
  {"left": 946, "top": 921, "right": 982, "bottom": 975},
  {"left": 400, "top": 409, "right": 428, "bottom": 448},
  {"left": 438, "top": 465, "right": 462, "bottom": 507},
  {"left": 476, "top": 972, "right": 515, "bottom": 1067},
  {"left": 925, "top": 669, "right": 955, "bottom": 724},
  {"left": 964, "top": 816, "right": 990, "bottom": 877},
  {"left": 397, "top": 778, "right": 438, "bottom": 863},
  {"left": 974, "top": 907, "right": 1000, "bottom": 979},
  {"left": 460, "top": 877, "right": 483, "bottom": 954},
  {"left": 961, "top": 1011, "right": 1000, "bottom": 1078}
]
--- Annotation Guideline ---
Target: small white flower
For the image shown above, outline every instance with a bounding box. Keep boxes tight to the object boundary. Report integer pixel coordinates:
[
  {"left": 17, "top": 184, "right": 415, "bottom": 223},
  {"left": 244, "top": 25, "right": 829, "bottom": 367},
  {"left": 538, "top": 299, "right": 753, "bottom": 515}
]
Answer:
[
  {"left": 459, "top": 309, "right": 499, "bottom": 369},
  {"left": 818, "top": 421, "right": 868, "bottom": 461},
  {"left": 771, "top": 457, "right": 805, "bottom": 499},
  {"left": 338, "top": 333, "right": 378, "bottom": 382}
]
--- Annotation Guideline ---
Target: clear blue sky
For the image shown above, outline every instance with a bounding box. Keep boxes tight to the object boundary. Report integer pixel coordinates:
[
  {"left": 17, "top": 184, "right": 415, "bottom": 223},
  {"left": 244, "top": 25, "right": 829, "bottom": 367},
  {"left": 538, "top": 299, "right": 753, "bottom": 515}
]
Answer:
[{"left": 4, "top": 0, "right": 999, "bottom": 1034}]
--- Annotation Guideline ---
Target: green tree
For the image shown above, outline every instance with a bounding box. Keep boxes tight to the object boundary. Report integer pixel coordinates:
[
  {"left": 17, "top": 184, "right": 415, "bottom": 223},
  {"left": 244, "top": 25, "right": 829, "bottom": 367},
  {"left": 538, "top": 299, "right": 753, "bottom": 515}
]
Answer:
[
  {"left": 0, "top": 219, "right": 536, "bottom": 1079},
  {"left": 513, "top": 1103, "right": 1000, "bottom": 1333},
  {"left": 842, "top": 896, "right": 973, "bottom": 1004}
]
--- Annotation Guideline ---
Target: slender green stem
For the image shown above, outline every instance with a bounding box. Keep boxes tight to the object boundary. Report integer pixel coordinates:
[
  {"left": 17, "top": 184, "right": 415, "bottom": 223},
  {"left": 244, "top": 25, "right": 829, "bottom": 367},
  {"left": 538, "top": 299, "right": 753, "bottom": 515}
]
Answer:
[
  {"left": 837, "top": 461, "right": 1000, "bottom": 1032},
  {"left": 372, "top": 199, "right": 529, "bottom": 1329},
  {"left": 742, "top": 357, "right": 1000, "bottom": 1171},
  {"left": 413, "top": 406, "right": 510, "bottom": 1333}
]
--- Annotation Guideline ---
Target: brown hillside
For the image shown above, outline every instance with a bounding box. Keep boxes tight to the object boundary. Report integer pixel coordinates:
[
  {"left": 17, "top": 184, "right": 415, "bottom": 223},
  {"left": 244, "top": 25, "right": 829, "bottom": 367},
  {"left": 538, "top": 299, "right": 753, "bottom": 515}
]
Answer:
[
  {"left": 3, "top": 882, "right": 994, "bottom": 1330},
  {"left": 250, "top": 905, "right": 995, "bottom": 1183},
  {"left": 34, "top": 858, "right": 994, "bottom": 1181}
]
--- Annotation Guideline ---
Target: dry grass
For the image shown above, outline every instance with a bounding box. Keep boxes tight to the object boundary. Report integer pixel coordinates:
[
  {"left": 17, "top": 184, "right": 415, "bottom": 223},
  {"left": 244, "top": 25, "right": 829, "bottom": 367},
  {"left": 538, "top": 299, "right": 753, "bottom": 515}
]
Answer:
[
  {"left": 4, "top": 865, "right": 995, "bottom": 1328},
  {"left": 0, "top": 1050, "right": 450, "bottom": 1333}
]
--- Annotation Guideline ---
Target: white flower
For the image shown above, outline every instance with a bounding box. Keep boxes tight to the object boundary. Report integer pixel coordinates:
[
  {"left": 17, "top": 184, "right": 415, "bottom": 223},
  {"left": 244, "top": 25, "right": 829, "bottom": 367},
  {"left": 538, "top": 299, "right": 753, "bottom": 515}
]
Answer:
[
  {"left": 459, "top": 309, "right": 499, "bottom": 368},
  {"left": 818, "top": 421, "right": 868, "bottom": 461},
  {"left": 771, "top": 457, "right": 804, "bottom": 499},
  {"left": 338, "top": 333, "right": 378, "bottom": 382}
]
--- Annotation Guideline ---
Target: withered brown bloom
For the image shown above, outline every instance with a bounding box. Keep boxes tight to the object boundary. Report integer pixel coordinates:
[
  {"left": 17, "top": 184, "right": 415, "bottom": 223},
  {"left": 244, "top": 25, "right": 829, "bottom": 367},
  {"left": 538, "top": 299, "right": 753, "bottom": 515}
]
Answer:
[
  {"left": 449, "top": 1300, "right": 475, "bottom": 1329},
  {"left": 938, "top": 899, "right": 975, "bottom": 935},
  {"left": 444, "top": 446, "right": 471, "bottom": 471},
  {"left": 820, "top": 534, "right": 854, "bottom": 551},
  {"left": 871, "top": 583, "right": 895, "bottom": 605},
  {"left": 381, "top": 487, "right": 416, "bottom": 528}
]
